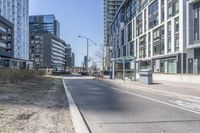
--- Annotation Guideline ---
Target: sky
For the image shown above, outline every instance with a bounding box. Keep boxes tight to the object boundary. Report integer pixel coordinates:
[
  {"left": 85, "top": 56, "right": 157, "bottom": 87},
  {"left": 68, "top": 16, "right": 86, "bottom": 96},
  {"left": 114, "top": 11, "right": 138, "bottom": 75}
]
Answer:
[{"left": 29, "top": 0, "right": 104, "bottom": 67}]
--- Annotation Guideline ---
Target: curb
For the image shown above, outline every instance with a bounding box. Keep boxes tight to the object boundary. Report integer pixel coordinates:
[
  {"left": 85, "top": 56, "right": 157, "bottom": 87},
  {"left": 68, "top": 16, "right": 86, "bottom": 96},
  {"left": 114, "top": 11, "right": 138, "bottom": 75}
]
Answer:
[{"left": 62, "top": 77, "right": 90, "bottom": 133}]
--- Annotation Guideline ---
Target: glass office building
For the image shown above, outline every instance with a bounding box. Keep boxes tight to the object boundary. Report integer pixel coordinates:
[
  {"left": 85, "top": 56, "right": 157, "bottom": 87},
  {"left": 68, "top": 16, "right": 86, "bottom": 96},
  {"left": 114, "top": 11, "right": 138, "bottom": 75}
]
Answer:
[
  {"left": 0, "top": 0, "right": 29, "bottom": 60},
  {"left": 29, "top": 15, "right": 60, "bottom": 37},
  {"left": 109, "top": 0, "right": 189, "bottom": 77}
]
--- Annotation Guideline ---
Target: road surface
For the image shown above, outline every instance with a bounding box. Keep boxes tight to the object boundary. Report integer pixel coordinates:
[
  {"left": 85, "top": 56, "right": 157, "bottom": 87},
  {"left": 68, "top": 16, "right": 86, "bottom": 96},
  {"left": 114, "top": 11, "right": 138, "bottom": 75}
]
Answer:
[{"left": 63, "top": 75, "right": 200, "bottom": 133}]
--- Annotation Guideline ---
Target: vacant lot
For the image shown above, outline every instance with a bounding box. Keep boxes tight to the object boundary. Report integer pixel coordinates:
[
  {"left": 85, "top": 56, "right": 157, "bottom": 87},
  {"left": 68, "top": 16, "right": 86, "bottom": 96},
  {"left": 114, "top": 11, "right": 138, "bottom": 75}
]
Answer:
[{"left": 0, "top": 77, "right": 74, "bottom": 133}]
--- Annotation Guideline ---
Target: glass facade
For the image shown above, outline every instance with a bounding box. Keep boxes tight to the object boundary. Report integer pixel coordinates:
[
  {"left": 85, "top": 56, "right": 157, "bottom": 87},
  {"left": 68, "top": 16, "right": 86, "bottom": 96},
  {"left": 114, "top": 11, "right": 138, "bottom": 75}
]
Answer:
[
  {"left": 167, "top": 0, "right": 179, "bottom": 18},
  {"left": 153, "top": 26, "right": 164, "bottom": 55},
  {"left": 29, "top": 15, "right": 60, "bottom": 37},
  {"left": 104, "top": 0, "right": 123, "bottom": 46},
  {"left": 0, "top": 0, "right": 29, "bottom": 60},
  {"left": 109, "top": 0, "right": 184, "bottom": 74},
  {"left": 193, "top": 1, "right": 200, "bottom": 41},
  {"left": 149, "top": 0, "right": 158, "bottom": 29}
]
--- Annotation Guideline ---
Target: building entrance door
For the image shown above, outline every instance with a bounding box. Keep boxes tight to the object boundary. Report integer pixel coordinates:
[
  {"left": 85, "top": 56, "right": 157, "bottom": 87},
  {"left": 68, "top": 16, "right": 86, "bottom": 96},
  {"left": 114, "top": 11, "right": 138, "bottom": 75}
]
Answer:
[
  {"left": 198, "top": 59, "right": 200, "bottom": 74},
  {"left": 188, "top": 59, "right": 193, "bottom": 74}
]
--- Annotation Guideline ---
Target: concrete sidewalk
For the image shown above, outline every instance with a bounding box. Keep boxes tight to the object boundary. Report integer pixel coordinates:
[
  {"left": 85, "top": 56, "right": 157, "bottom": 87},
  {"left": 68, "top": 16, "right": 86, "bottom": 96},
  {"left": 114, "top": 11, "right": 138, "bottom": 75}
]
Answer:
[{"left": 99, "top": 77, "right": 200, "bottom": 99}]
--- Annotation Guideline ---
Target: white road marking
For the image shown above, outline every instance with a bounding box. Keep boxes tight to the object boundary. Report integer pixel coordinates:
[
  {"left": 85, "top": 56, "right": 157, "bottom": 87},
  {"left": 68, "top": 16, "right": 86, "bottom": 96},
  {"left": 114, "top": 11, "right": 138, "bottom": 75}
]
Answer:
[
  {"left": 94, "top": 82, "right": 200, "bottom": 115},
  {"left": 173, "top": 100, "right": 200, "bottom": 112}
]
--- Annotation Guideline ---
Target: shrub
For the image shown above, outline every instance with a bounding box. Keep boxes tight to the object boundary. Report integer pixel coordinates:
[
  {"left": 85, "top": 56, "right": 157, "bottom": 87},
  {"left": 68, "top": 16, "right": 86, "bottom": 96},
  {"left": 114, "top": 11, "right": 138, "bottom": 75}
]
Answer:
[{"left": 0, "top": 69, "right": 46, "bottom": 84}]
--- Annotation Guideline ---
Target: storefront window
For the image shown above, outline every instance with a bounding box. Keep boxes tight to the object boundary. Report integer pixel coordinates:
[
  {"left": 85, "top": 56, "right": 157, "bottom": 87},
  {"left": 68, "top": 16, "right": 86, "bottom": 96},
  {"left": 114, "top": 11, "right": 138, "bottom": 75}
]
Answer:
[
  {"left": 164, "top": 59, "right": 177, "bottom": 74},
  {"left": 188, "top": 59, "right": 194, "bottom": 74},
  {"left": 198, "top": 59, "right": 200, "bottom": 74}
]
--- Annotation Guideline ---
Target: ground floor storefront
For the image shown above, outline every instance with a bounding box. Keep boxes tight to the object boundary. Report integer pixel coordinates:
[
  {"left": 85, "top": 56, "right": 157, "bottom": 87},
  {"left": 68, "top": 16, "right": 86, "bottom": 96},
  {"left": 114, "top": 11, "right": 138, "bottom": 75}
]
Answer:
[
  {"left": 187, "top": 48, "right": 200, "bottom": 74},
  {"left": 0, "top": 57, "right": 33, "bottom": 69},
  {"left": 111, "top": 52, "right": 199, "bottom": 81},
  {"left": 137, "top": 53, "right": 186, "bottom": 74}
]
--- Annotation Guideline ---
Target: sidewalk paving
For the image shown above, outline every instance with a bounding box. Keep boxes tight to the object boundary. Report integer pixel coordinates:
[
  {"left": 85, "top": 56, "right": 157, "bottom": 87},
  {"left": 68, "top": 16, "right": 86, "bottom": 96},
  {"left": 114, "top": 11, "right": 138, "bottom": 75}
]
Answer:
[{"left": 100, "top": 77, "right": 200, "bottom": 99}]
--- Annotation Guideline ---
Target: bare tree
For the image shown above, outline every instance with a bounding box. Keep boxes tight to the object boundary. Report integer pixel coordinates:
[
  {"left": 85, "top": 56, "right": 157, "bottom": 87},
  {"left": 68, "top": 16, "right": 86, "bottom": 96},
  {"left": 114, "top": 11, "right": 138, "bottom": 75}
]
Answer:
[{"left": 95, "top": 44, "right": 105, "bottom": 71}]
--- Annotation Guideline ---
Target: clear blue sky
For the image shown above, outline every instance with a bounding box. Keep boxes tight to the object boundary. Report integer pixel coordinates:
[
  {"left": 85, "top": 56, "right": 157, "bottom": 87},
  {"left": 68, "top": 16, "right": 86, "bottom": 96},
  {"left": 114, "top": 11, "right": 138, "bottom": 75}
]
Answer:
[{"left": 29, "top": 0, "right": 103, "bottom": 67}]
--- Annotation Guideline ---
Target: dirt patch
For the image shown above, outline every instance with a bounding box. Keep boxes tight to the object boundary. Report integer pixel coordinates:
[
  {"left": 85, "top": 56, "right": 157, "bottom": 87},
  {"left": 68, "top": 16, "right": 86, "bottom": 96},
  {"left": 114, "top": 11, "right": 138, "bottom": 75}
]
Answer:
[
  {"left": 17, "top": 112, "right": 36, "bottom": 121},
  {"left": 0, "top": 77, "right": 74, "bottom": 133}
]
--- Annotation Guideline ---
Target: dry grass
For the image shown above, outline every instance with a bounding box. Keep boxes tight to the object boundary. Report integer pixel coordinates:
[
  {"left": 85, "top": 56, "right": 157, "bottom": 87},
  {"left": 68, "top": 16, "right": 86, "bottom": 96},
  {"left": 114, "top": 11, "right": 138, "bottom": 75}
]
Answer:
[{"left": 0, "top": 77, "right": 74, "bottom": 133}]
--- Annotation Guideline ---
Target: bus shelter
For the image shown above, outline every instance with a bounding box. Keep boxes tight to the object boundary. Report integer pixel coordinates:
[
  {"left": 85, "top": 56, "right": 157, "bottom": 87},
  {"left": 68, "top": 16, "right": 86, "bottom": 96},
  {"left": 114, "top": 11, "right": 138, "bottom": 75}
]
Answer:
[{"left": 112, "top": 56, "right": 136, "bottom": 81}]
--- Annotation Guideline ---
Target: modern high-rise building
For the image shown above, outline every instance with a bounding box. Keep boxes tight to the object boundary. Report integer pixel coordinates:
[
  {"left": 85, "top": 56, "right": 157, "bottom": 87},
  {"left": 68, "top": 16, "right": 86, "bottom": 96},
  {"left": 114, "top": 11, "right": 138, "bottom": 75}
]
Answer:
[
  {"left": 66, "top": 44, "right": 72, "bottom": 68},
  {"left": 29, "top": 15, "right": 69, "bottom": 71},
  {"left": 104, "top": 0, "right": 123, "bottom": 70},
  {"left": 0, "top": 0, "right": 29, "bottom": 60},
  {"left": 104, "top": 0, "right": 123, "bottom": 46},
  {"left": 30, "top": 33, "right": 67, "bottom": 71},
  {"left": 0, "top": 15, "right": 14, "bottom": 67},
  {"left": 109, "top": 0, "right": 200, "bottom": 78},
  {"left": 29, "top": 15, "right": 60, "bottom": 37},
  {"left": 71, "top": 52, "right": 75, "bottom": 67}
]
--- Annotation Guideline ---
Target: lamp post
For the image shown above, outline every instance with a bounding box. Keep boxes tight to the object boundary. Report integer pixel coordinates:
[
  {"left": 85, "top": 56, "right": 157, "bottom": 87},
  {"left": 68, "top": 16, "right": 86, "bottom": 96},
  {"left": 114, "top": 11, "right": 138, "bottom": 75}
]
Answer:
[
  {"left": 78, "top": 35, "right": 97, "bottom": 72},
  {"left": 109, "top": 46, "right": 113, "bottom": 79}
]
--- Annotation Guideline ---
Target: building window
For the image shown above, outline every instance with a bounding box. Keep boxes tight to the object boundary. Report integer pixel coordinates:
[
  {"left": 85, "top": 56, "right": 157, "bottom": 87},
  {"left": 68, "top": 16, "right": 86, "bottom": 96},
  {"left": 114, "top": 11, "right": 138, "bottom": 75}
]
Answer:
[
  {"left": 123, "top": 45, "right": 127, "bottom": 56},
  {"left": 168, "top": 21, "right": 172, "bottom": 35},
  {"left": 174, "top": 17, "right": 179, "bottom": 52},
  {"left": 132, "top": 20, "right": 135, "bottom": 39},
  {"left": 148, "top": 32, "right": 151, "bottom": 57},
  {"left": 144, "top": 9, "right": 147, "bottom": 32},
  {"left": 168, "top": 1, "right": 173, "bottom": 18},
  {"left": 175, "top": 0, "right": 179, "bottom": 14},
  {"left": 168, "top": 38, "right": 172, "bottom": 53},
  {"left": 161, "top": 0, "right": 165, "bottom": 22},
  {"left": 153, "top": 26, "right": 165, "bottom": 55},
  {"left": 121, "top": 29, "right": 125, "bottom": 46},
  {"left": 149, "top": 0, "right": 158, "bottom": 29},
  {"left": 167, "top": 21, "right": 172, "bottom": 53},
  {"left": 168, "top": 0, "right": 179, "bottom": 18},
  {"left": 193, "top": 1, "right": 200, "bottom": 41},
  {"left": 136, "top": 13, "right": 143, "bottom": 36},
  {"left": 175, "top": 35, "right": 179, "bottom": 52},
  {"left": 128, "top": 22, "right": 132, "bottom": 42},
  {"left": 130, "top": 41, "right": 134, "bottom": 56},
  {"left": 139, "top": 35, "right": 146, "bottom": 58},
  {"left": 175, "top": 17, "right": 179, "bottom": 33},
  {"left": 118, "top": 48, "right": 120, "bottom": 57},
  {"left": 136, "top": 39, "right": 138, "bottom": 58}
]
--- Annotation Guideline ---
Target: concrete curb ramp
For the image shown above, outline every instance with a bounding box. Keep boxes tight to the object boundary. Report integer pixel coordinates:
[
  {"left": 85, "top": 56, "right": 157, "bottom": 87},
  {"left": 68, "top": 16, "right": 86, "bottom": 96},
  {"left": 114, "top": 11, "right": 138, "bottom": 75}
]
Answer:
[{"left": 62, "top": 77, "right": 90, "bottom": 133}]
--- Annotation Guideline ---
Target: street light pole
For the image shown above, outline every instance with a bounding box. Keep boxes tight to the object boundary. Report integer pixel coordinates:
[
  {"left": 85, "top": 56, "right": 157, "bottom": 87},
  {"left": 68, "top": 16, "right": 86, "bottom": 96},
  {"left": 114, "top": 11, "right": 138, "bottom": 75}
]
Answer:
[
  {"left": 86, "top": 38, "right": 89, "bottom": 72},
  {"left": 78, "top": 35, "right": 97, "bottom": 73}
]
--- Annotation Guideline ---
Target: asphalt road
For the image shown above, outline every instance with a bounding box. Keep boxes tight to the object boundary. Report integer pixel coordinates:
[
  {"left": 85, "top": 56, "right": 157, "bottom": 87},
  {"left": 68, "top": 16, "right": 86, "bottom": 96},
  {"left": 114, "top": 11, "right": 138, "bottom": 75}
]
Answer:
[{"left": 64, "top": 76, "right": 200, "bottom": 133}]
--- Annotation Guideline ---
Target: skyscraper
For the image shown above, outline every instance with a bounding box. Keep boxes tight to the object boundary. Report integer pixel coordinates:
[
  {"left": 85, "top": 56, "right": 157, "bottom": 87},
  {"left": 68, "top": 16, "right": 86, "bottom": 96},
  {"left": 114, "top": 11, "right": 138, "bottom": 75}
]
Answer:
[
  {"left": 104, "top": 0, "right": 123, "bottom": 46},
  {"left": 0, "top": 0, "right": 29, "bottom": 60},
  {"left": 104, "top": 0, "right": 123, "bottom": 70}
]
